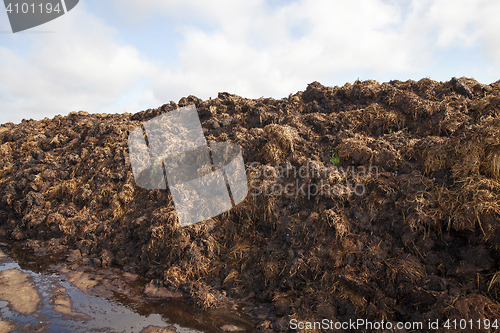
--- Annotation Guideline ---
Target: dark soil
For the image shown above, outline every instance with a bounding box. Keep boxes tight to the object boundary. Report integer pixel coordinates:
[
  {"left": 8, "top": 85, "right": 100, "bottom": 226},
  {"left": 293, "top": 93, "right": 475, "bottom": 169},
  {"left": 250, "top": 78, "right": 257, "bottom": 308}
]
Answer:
[{"left": 1, "top": 77, "right": 500, "bottom": 332}]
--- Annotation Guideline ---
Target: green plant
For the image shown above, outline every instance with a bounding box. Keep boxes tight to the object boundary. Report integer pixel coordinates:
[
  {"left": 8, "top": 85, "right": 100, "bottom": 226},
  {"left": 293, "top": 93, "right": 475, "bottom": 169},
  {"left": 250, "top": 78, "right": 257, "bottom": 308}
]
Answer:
[{"left": 330, "top": 151, "right": 340, "bottom": 166}]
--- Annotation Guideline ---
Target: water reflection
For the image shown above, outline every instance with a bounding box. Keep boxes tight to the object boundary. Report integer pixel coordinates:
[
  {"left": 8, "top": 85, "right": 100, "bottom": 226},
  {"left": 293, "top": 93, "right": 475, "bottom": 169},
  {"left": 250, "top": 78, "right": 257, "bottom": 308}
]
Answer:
[{"left": 0, "top": 241, "right": 256, "bottom": 333}]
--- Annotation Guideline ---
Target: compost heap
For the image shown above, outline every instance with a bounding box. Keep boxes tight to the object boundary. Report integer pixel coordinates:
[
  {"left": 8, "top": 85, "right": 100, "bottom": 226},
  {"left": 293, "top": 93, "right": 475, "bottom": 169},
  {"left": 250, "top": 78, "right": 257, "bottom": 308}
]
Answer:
[{"left": 1, "top": 77, "right": 500, "bottom": 332}]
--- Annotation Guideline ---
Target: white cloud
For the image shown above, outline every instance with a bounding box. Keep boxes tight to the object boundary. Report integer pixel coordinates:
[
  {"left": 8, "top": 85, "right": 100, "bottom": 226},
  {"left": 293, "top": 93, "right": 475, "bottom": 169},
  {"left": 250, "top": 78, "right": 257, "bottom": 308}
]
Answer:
[
  {"left": 1, "top": 0, "right": 499, "bottom": 123},
  {"left": 403, "top": 0, "right": 500, "bottom": 62},
  {"left": 112, "top": 0, "right": 500, "bottom": 104},
  {"left": 0, "top": 2, "right": 157, "bottom": 123},
  {"left": 128, "top": 0, "right": 423, "bottom": 101},
  {"left": 476, "top": 2, "right": 500, "bottom": 65}
]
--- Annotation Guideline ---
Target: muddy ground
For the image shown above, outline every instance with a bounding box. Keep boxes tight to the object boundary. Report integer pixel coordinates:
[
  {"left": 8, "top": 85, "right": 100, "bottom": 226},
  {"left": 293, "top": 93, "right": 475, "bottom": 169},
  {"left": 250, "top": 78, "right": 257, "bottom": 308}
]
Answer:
[
  {"left": 0, "top": 243, "right": 253, "bottom": 332},
  {"left": 0, "top": 77, "right": 500, "bottom": 332}
]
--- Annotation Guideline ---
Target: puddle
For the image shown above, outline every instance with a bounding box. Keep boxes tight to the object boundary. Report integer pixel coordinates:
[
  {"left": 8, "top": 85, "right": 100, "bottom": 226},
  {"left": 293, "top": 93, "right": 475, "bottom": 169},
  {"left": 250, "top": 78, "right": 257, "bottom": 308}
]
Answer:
[{"left": 0, "top": 242, "right": 257, "bottom": 333}]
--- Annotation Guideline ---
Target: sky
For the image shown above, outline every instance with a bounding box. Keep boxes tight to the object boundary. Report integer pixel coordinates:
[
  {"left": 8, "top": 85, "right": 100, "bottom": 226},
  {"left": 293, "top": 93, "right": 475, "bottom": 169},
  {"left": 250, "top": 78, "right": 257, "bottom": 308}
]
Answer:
[{"left": 0, "top": 0, "right": 499, "bottom": 124}]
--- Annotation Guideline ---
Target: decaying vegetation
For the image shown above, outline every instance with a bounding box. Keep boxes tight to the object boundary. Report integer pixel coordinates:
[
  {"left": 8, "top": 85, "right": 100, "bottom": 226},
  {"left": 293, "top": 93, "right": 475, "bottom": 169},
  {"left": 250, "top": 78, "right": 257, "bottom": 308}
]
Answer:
[{"left": 1, "top": 77, "right": 500, "bottom": 332}]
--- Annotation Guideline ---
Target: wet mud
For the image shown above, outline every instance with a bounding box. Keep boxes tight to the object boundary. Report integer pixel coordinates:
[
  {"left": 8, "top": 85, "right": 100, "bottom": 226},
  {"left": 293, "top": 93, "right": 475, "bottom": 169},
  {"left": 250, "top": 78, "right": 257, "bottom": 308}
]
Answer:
[
  {"left": 0, "top": 77, "right": 500, "bottom": 332},
  {"left": 0, "top": 242, "right": 255, "bottom": 332}
]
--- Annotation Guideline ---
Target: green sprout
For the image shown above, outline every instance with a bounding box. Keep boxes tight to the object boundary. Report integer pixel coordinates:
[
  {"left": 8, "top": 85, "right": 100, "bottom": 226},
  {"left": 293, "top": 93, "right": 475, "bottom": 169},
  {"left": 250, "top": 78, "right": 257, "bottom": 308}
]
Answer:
[{"left": 330, "top": 151, "right": 340, "bottom": 166}]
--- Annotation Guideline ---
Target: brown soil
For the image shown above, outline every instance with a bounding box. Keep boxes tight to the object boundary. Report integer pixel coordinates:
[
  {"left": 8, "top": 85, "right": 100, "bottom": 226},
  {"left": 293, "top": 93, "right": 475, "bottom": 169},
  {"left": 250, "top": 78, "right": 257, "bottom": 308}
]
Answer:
[{"left": 1, "top": 77, "right": 500, "bottom": 332}]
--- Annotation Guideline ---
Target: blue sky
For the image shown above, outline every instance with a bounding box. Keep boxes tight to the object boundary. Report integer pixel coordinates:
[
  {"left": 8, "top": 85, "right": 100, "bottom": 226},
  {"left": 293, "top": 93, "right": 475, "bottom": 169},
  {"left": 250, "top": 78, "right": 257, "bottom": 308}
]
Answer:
[{"left": 0, "top": 0, "right": 499, "bottom": 124}]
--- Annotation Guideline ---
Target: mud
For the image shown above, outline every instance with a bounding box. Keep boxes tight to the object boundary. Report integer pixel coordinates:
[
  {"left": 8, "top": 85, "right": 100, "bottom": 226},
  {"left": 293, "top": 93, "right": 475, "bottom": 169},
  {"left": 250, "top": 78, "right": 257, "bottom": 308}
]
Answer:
[
  {"left": 0, "top": 77, "right": 500, "bottom": 332},
  {"left": 0, "top": 268, "right": 41, "bottom": 315},
  {"left": 0, "top": 243, "right": 255, "bottom": 332}
]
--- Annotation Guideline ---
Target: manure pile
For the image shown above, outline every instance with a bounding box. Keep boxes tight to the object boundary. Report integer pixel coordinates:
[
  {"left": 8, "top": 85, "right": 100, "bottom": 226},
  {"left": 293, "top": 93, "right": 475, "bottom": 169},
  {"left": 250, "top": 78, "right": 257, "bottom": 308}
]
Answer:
[{"left": 1, "top": 78, "right": 500, "bottom": 332}]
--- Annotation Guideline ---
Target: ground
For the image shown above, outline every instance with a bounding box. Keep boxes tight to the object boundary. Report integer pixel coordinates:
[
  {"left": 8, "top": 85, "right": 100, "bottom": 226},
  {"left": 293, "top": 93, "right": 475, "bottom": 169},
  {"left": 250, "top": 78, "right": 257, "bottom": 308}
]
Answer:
[{"left": 0, "top": 77, "right": 500, "bottom": 332}]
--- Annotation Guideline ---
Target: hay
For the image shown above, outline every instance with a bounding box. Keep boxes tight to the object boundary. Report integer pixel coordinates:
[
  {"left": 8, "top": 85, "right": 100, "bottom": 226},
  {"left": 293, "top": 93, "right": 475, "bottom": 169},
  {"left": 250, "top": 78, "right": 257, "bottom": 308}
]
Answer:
[
  {"left": 489, "top": 150, "right": 500, "bottom": 180},
  {"left": 261, "top": 124, "right": 299, "bottom": 163}
]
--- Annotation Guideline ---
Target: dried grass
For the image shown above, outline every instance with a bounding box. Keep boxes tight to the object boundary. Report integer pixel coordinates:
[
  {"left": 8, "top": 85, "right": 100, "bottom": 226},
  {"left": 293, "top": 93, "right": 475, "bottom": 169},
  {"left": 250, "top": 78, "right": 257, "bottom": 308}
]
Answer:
[
  {"left": 452, "top": 140, "right": 484, "bottom": 179},
  {"left": 339, "top": 288, "right": 367, "bottom": 312},
  {"left": 229, "top": 241, "right": 250, "bottom": 263},
  {"left": 421, "top": 137, "right": 451, "bottom": 174},
  {"left": 323, "top": 209, "right": 350, "bottom": 240},
  {"left": 385, "top": 255, "right": 425, "bottom": 284},
  {"left": 337, "top": 137, "right": 374, "bottom": 165},
  {"left": 488, "top": 271, "right": 500, "bottom": 298},
  {"left": 450, "top": 177, "right": 500, "bottom": 238},
  {"left": 111, "top": 195, "right": 125, "bottom": 220},
  {"left": 223, "top": 269, "right": 240, "bottom": 284},
  {"left": 164, "top": 265, "right": 186, "bottom": 288},
  {"left": 489, "top": 150, "right": 500, "bottom": 180},
  {"left": 358, "top": 103, "right": 403, "bottom": 132},
  {"left": 263, "top": 261, "right": 279, "bottom": 285},
  {"left": 261, "top": 124, "right": 299, "bottom": 163},
  {"left": 445, "top": 294, "right": 500, "bottom": 323}
]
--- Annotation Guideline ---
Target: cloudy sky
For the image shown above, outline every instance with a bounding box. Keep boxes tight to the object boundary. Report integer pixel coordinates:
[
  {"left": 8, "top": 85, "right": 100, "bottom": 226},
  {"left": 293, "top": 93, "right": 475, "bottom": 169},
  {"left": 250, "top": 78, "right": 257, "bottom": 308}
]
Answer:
[{"left": 0, "top": 0, "right": 499, "bottom": 124}]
